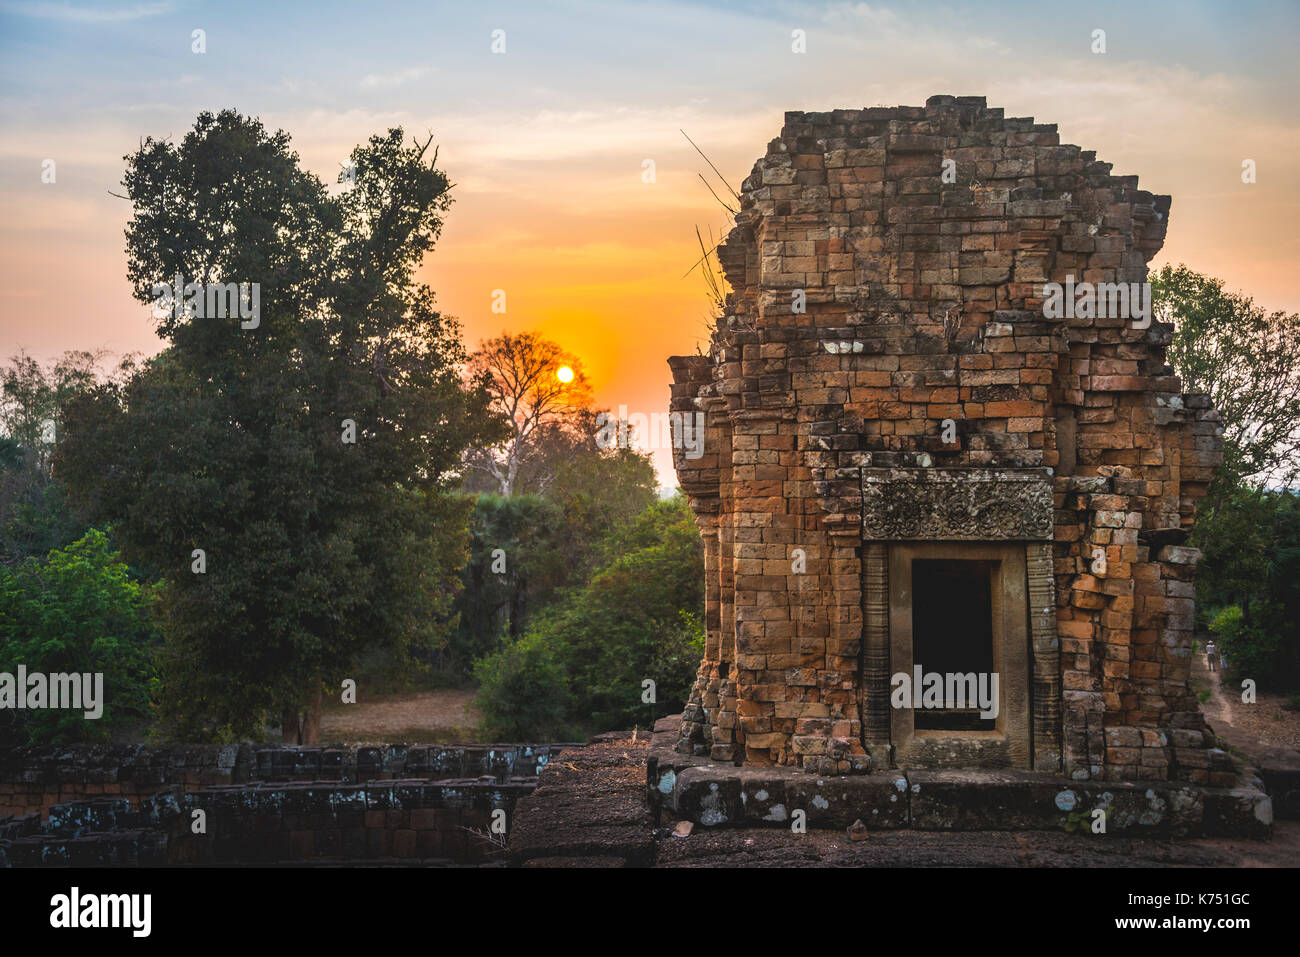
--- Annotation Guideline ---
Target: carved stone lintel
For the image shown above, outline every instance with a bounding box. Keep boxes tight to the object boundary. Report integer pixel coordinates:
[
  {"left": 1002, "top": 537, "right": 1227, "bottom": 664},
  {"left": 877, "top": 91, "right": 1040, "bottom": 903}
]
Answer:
[{"left": 860, "top": 468, "right": 1053, "bottom": 541}]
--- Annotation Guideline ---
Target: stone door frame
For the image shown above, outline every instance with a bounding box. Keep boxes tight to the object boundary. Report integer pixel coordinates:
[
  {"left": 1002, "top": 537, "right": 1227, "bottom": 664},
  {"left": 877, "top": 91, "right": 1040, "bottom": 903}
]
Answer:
[
  {"left": 856, "top": 467, "right": 1062, "bottom": 771},
  {"left": 886, "top": 541, "right": 1030, "bottom": 769}
]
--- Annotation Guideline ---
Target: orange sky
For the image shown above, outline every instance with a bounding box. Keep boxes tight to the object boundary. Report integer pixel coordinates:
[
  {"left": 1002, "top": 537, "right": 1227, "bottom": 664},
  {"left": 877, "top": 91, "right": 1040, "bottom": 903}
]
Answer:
[{"left": 2, "top": 1, "right": 1297, "bottom": 485}]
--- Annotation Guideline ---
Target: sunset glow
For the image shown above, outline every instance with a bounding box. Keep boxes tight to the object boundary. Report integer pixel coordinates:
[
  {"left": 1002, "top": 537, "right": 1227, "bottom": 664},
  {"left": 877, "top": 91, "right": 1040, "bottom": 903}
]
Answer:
[{"left": 1, "top": 1, "right": 1296, "bottom": 486}]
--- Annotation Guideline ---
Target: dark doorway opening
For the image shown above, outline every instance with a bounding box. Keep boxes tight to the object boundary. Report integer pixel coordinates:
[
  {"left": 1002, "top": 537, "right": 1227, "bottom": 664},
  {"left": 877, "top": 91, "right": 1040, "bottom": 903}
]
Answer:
[{"left": 911, "top": 559, "right": 997, "bottom": 731}]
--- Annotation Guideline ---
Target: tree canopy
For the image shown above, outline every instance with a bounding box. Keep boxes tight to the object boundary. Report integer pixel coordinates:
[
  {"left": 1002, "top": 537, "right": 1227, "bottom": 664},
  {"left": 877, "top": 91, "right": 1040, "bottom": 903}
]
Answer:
[
  {"left": 56, "top": 110, "right": 503, "bottom": 742},
  {"left": 464, "top": 331, "right": 595, "bottom": 496},
  {"left": 1153, "top": 263, "right": 1300, "bottom": 489},
  {"left": 1156, "top": 265, "right": 1300, "bottom": 691}
]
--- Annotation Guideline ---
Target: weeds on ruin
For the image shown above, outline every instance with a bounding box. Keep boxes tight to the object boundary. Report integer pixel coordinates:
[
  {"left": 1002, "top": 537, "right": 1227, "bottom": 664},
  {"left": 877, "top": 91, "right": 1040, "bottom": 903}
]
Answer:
[
  {"left": 694, "top": 225, "right": 728, "bottom": 317},
  {"left": 679, "top": 129, "right": 736, "bottom": 325},
  {"left": 461, "top": 825, "right": 508, "bottom": 856},
  {"left": 1063, "top": 806, "right": 1109, "bottom": 835}
]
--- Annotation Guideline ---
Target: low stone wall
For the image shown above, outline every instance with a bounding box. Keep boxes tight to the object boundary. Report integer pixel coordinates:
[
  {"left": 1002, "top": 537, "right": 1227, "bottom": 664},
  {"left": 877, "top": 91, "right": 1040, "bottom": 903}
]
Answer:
[
  {"left": 1, "top": 777, "right": 531, "bottom": 866},
  {"left": 649, "top": 717, "right": 1277, "bottom": 838},
  {"left": 0, "top": 742, "right": 577, "bottom": 820}
]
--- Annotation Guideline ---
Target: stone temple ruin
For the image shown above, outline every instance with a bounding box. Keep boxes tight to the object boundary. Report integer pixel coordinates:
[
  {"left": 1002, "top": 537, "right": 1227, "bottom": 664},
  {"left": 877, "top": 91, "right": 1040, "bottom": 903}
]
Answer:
[{"left": 668, "top": 95, "right": 1226, "bottom": 785}]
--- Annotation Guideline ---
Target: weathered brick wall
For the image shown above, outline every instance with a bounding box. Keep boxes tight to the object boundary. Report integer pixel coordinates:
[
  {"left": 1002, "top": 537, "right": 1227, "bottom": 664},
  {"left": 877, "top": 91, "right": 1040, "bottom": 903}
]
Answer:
[
  {"left": 0, "top": 742, "right": 573, "bottom": 819},
  {"left": 670, "top": 95, "right": 1222, "bottom": 782}
]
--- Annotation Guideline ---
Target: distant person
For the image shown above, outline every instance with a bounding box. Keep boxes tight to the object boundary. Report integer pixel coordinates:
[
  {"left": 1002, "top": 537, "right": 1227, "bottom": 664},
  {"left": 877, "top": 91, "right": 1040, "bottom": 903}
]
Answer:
[
  {"left": 1205, "top": 640, "right": 1218, "bottom": 672},
  {"left": 1219, "top": 652, "right": 1228, "bottom": 672}
]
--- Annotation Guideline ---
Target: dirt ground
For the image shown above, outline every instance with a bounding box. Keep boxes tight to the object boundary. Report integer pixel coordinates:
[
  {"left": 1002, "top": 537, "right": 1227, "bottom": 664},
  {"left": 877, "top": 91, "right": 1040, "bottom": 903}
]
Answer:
[
  {"left": 319, "top": 690, "right": 482, "bottom": 744},
  {"left": 1194, "top": 650, "right": 1300, "bottom": 750}
]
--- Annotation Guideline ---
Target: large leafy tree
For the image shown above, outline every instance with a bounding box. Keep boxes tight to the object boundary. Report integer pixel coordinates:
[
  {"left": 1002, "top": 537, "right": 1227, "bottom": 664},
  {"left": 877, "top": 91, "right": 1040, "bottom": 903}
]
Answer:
[
  {"left": 464, "top": 331, "right": 594, "bottom": 496},
  {"left": 1153, "top": 264, "right": 1300, "bottom": 489},
  {"left": 1154, "top": 265, "right": 1300, "bottom": 689},
  {"left": 56, "top": 110, "right": 503, "bottom": 742}
]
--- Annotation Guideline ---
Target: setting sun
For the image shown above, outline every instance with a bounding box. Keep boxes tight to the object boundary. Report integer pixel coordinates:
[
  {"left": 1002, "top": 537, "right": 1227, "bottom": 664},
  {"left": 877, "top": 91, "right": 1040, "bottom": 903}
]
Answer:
[{"left": 556, "top": 366, "right": 574, "bottom": 383}]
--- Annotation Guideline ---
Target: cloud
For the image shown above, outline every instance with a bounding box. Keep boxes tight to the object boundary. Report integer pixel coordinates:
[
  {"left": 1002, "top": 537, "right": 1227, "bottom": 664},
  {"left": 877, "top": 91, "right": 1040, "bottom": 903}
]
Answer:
[
  {"left": 1, "top": 1, "right": 173, "bottom": 22},
  {"left": 359, "top": 67, "right": 432, "bottom": 90}
]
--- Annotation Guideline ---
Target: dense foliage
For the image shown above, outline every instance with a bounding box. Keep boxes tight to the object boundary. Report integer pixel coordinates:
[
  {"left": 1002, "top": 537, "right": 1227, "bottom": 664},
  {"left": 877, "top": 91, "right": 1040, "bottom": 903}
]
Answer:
[
  {"left": 0, "top": 350, "right": 122, "bottom": 565},
  {"left": 1155, "top": 266, "right": 1300, "bottom": 691},
  {"left": 443, "top": 365, "right": 657, "bottom": 681},
  {"left": 0, "top": 529, "right": 158, "bottom": 744},
  {"left": 1153, "top": 264, "right": 1300, "bottom": 489},
  {"left": 54, "top": 111, "right": 503, "bottom": 741},
  {"left": 473, "top": 494, "right": 704, "bottom": 739},
  {"left": 1197, "top": 487, "right": 1300, "bottom": 689},
  {"left": 442, "top": 493, "right": 566, "bottom": 679}
]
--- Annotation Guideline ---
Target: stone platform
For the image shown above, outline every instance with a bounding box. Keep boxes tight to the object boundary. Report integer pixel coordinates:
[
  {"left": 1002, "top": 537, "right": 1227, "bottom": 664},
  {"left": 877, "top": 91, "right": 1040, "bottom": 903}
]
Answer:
[
  {"left": 648, "top": 719, "right": 1274, "bottom": 839},
  {"left": 503, "top": 731, "right": 1292, "bottom": 867}
]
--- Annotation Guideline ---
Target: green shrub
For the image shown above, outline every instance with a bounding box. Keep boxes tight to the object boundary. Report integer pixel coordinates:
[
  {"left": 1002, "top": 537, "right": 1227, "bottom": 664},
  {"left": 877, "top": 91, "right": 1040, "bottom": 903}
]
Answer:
[
  {"left": 472, "top": 630, "right": 573, "bottom": 741},
  {"left": 1208, "top": 602, "right": 1283, "bottom": 686},
  {"left": 472, "top": 494, "right": 705, "bottom": 739},
  {"left": 0, "top": 528, "right": 158, "bottom": 743},
  {"left": 1193, "top": 487, "right": 1300, "bottom": 690},
  {"left": 1207, "top": 604, "right": 1242, "bottom": 636}
]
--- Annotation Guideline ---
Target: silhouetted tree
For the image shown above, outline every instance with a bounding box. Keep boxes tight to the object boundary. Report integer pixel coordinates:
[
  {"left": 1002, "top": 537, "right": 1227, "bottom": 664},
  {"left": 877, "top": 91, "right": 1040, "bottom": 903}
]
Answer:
[{"left": 57, "top": 111, "right": 502, "bottom": 743}]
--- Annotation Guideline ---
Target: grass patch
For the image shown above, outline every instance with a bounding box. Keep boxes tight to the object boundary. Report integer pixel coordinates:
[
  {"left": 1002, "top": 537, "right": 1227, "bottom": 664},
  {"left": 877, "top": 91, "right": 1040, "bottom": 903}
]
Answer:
[{"left": 375, "top": 725, "right": 485, "bottom": 745}]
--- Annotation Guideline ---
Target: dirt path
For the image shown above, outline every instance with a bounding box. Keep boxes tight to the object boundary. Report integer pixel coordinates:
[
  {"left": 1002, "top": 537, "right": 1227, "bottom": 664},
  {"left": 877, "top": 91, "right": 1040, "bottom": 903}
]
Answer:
[
  {"left": 319, "top": 689, "right": 482, "bottom": 744},
  {"left": 1197, "top": 650, "right": 1233, "bottom": 727},
  {"left": 1193, "top": 647, "right": 1300, "bottom": 751}
]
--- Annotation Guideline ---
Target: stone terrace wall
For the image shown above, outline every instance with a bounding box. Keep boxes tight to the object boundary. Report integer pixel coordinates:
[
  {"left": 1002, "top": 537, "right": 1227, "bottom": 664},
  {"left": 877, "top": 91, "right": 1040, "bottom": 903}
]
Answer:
[
  {"left": 0, "top": 742, "right": 575, "bottom": 820},
  {"left": 671, "top": 95, "right": 1223, "bottom": 782},
  {"left": 1, "top": 778, "right": 528, "bottom": 866}
]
